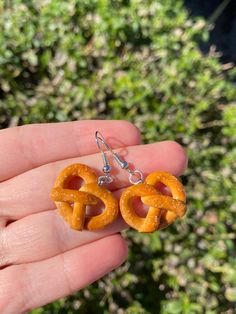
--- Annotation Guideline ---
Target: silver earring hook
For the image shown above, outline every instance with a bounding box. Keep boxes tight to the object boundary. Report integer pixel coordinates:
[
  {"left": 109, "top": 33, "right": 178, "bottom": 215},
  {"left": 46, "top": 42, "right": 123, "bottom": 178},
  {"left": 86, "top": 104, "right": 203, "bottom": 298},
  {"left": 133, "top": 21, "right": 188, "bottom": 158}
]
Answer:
[
  {"left": 95, "top": 131, "right": 144, "bottom": 185},
  {"left": 95, "top": 131, "right": 113, "bottom": 186}
]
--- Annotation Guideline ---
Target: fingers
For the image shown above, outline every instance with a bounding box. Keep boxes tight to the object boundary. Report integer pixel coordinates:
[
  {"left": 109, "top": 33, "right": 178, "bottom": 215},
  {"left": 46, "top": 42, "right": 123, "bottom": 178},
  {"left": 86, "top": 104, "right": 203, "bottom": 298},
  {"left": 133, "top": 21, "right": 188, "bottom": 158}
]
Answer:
[
  {"left": 0, "top": 142, "right": 187, "bottom": 267},
  {"left": 0, "top": 120, "right": 141, "bottom": 181},
  {"left": 0, "top": 185, "right": 173, "bottom": 266},
  {"left": 0, "top": 206, "right": 126, "bottom": 266},
  {"left": 0, "top": 141, "right": 187, "bottom": 220},
  {"left": 0, "top": 235, "right": 127, "bottom": 313},
  {"left": 0, "top": 219, "right": 6, "bottom": 229}
]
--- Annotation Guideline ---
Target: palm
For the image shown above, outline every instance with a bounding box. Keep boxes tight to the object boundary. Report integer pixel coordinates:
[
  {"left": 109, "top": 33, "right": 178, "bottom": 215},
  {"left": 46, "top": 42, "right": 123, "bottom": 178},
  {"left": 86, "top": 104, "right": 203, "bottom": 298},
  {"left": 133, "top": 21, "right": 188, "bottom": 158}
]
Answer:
[{"left": 0, "top": 120, "right": 187, "bottom": 313}]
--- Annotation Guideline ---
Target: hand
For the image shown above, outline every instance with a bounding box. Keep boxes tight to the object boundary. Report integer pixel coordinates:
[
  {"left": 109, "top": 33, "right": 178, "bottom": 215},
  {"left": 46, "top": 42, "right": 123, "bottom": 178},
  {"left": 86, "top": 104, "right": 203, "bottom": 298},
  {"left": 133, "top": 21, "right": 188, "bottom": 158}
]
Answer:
[{"left": 0, "top": 120, "right": 187, "bottom": 313}]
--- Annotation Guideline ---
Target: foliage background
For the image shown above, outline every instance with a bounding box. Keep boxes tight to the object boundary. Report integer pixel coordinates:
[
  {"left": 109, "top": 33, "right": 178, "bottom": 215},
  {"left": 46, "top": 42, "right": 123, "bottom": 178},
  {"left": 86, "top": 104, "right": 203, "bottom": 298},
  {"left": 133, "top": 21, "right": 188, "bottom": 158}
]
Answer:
[{"left": 1, "top": 0, "right": 236, "bottom": 313}]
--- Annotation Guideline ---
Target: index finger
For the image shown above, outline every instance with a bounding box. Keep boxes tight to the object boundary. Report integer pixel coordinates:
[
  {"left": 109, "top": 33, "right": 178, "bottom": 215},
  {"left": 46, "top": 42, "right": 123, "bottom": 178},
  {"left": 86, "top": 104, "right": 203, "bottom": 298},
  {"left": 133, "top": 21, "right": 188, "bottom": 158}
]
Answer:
[{"left": 0, "top": 120, "right": 140, "bottom": 181}]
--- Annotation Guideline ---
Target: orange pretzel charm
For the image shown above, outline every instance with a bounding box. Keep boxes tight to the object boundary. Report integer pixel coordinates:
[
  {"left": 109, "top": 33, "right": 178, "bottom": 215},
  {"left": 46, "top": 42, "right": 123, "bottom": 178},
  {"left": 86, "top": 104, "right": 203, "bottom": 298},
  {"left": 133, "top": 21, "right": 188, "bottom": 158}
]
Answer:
[
  {"left": 120, "top": 171, "right": 186, "bottom": 233},
  {"left": 51, "top": 163, "right": 119, "bottom": 231}
]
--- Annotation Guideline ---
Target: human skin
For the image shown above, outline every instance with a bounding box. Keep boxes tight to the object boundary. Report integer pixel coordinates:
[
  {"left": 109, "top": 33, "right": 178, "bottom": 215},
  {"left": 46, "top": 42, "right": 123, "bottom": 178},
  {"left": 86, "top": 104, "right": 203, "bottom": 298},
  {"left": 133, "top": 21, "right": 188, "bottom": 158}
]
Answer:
[{"left": 0, "top": 120, "right": 188, "bottom": 313}]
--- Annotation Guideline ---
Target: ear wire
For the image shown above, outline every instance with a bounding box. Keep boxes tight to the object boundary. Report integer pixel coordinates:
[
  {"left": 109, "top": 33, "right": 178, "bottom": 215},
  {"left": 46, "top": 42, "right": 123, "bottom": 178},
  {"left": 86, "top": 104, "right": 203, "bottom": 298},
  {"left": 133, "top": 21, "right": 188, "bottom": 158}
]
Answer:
[
  {"left": 95, "top": 131, "right": 144, "bottom": 185},
  {"left": 95, "top": 131, "right": 113, "bottom": 185}
]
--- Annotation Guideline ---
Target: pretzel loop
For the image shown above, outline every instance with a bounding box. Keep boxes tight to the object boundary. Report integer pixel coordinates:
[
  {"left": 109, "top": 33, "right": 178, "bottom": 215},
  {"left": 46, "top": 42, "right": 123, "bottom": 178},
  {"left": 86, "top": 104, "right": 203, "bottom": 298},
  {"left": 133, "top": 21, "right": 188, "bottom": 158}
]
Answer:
[
  {"left": 120, "top": 171, "right": 186, "bottom": 233},
  {"left": 50, "top": 163, "right": 119, "bottom": 230}
]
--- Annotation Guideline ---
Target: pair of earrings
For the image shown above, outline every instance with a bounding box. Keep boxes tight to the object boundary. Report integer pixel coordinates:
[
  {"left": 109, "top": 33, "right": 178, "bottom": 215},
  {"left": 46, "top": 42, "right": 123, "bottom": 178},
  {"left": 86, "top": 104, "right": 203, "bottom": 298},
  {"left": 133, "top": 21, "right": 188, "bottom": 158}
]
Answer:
[{"left": 50, "top": 132, "right": 186, "bottom": 233}]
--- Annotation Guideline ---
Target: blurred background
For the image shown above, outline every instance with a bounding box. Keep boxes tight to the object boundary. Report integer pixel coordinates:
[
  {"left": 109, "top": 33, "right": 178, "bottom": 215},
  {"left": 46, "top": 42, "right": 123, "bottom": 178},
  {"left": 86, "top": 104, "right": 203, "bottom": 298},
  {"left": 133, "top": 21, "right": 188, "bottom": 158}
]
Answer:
[{"left": 0, "top": 0, "right": 236, "bottom": 313}]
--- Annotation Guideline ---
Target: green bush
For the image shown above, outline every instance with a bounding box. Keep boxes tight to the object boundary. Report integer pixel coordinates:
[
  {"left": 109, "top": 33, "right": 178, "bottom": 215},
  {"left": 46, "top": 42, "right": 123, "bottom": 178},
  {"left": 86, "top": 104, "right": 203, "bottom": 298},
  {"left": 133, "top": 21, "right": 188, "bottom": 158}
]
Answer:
[{"left": 1, "top": 0, "right": 236, "bottom": 313}]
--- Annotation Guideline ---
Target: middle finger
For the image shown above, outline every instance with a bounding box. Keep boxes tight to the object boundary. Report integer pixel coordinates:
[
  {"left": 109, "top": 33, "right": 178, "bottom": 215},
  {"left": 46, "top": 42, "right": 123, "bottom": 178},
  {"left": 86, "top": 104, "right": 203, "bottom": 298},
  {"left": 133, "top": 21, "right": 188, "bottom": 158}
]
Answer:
[{"left": 0, "top": 141, "right": 187, "bottom": 220}]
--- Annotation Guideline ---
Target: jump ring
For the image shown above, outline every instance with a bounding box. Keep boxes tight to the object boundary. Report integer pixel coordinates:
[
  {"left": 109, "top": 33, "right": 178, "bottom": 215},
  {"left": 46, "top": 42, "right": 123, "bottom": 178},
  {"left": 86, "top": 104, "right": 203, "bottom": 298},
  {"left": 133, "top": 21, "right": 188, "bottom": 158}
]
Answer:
[{"left": 128, "top": 169, "right": 144, "bottom": 185}]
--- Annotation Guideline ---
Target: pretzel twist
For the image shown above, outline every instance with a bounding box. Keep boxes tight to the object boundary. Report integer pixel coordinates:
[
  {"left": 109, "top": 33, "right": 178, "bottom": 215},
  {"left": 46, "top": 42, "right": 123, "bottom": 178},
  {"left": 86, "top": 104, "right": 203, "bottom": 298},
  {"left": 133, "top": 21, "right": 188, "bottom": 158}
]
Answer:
[
  {"left": 50, "top": 163, "right": 119, "bottom": 230},
  {"left": 120, "top": 171, "right": 186, "bottom": 233}
]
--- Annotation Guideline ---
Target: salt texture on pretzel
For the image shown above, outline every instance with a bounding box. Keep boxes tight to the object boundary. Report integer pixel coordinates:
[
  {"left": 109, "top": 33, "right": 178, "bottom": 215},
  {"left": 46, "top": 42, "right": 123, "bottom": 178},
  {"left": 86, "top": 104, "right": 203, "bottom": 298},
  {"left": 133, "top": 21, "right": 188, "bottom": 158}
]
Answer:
[
  {"left": 51, "top": 163, "right": 119, "bottom": 230},
  {"left": 120, "top": 171, "right": 186, "bottom": 232}
]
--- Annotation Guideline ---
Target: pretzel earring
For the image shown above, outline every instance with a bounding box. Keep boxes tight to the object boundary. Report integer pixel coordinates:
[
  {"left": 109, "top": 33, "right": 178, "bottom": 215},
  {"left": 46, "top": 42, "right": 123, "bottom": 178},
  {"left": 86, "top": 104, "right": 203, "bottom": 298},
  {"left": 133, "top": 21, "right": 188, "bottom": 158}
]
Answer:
[
  {"left": 113, "top": 149, "right": 187, "bottom": 233},
  {"left": 50, "top": 132, "right": 119, "bottom": 231}
]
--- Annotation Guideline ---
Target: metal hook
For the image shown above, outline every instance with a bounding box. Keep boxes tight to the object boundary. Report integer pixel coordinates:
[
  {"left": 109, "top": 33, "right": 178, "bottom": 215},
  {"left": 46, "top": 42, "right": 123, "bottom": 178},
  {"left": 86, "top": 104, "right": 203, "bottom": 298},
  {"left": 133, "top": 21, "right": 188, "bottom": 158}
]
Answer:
[
  {"left": 95, "top": 131, "right": 144, "bottom": 185},
  {"left": 95, "top": 131, "right": 113, "bottom": 186},
  {"left": 95, "top": 131, "right": 111, "bottom": 152}
]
